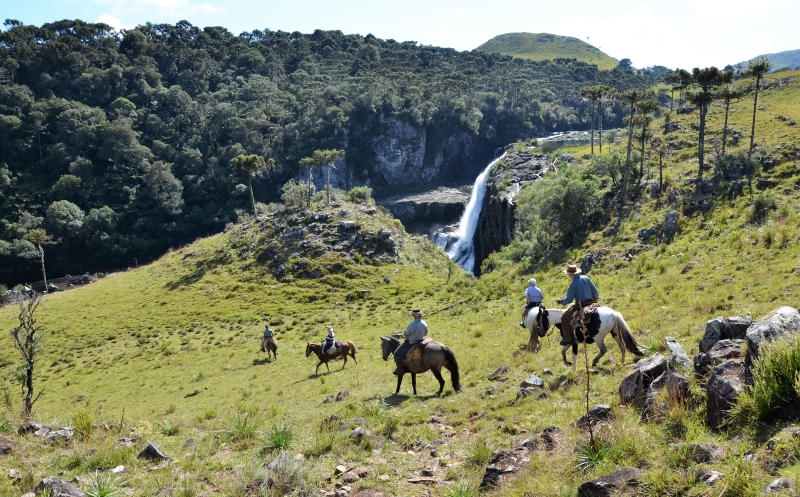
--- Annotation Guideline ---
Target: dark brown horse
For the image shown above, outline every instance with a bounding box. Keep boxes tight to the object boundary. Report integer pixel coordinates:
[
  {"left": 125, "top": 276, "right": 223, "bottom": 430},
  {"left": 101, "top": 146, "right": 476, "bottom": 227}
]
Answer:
[
  {"left": 380, "top": 336, "right": 462, "bottom": 395},
  {"left": 305, "top": 342, "right": 358, "bottom": 374},
  {"left": 261, "top": 336, "right": 277, "bottom": 360}
]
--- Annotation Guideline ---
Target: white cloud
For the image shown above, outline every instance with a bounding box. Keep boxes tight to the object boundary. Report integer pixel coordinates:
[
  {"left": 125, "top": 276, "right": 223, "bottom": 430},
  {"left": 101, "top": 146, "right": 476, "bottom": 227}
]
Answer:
[
  {"left": 686, "top": 0, "right": 788, "bottom": 19},
  {"left": 451, "top": 7, "right": 464, "bottom": 16},
  {"left": 199, "top": 3, "right": 222, "bottom": 13},
  {"left": 96, "top": 14, "right": 134, "bottom": 30}
]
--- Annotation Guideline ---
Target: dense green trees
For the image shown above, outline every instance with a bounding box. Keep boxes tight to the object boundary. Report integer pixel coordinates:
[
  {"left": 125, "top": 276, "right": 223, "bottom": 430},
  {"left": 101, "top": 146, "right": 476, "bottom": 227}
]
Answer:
[
  {"left": 0, "top": 19, "right": 650, "bottom": 283},
  {"left": 685, "top": 67, "right": 733, "bottom": 182}
]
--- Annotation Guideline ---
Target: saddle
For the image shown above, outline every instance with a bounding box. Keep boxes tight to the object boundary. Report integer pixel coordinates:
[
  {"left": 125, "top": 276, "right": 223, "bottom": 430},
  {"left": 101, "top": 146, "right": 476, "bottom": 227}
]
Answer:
[
  {"left": 405, "top": 338, "right": 433, "bottom": 363},
  {"left": 569, "top": 303, "right": 601, "bottom": 343}
]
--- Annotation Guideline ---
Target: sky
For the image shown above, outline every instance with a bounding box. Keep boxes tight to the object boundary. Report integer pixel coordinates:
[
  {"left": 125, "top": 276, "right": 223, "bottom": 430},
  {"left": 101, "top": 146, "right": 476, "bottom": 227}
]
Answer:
[{"left": 3, "top": 0, "right": 799, "bottom": 69}]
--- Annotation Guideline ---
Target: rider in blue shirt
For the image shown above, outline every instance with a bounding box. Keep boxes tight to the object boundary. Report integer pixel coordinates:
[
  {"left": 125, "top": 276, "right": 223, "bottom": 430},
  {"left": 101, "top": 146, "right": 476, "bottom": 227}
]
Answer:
[
  {"left": 556, "top": 264, "right": 599, "bottom": 345},
  {"left": 519, "top": 278, "right": 544, "bottom": 328}
]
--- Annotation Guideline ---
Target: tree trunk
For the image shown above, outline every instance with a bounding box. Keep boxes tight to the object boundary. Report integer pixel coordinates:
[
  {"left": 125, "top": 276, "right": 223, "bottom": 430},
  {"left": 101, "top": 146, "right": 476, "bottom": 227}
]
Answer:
[
  {"left": 722, "top": 102, "right": 730, "bottom": 157},
  {"left": 249, "top": 176, "right": 257, "bottom": 218},
  {"left": 599, "top": 105, "right": 604, "bottom": 153},
  {"left": 23, "top": 362, "right": 33, "bottom": 418},
  {"left": 37, "top": 131, "right": 42, "bottom": 161},
  {"left": 639, "top": 123, "right": 647, "bottom": 182},
  {"left": 326, "top": 164, "right": 331, "bottom": 205},
  {"left": 659, "top": 155, "right": 663, "bottom": 195},
  {"left": 38, "top": 245, "right": 47, "bottom": 294},
  {"left": 747, "top": 76, "right": 762, "bottom": 204},
  {"left": 622, "top": 112, "right": 636, "bottom": 203},
  {"left": 670, "top": 87, "right": 674, "bottom": 113},
  {"left": 590, "top": 100, "right": 595, "bottom": 155},
  {"left": 307, "top": 167, "right": 312, "bottom": 209},
  {"left": 698, "top": 104, "right": 707, "bottom": 183}
]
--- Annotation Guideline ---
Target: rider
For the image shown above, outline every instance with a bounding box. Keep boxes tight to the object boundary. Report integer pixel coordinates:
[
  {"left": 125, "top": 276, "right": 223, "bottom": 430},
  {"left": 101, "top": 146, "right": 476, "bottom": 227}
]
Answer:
[
  {"left": 322, "top": 326, "right": 338, "bottom": 361},
  {"left": 556, "top": 264, "right": 599, "bottom": 346},
  {"left": 263, "top": 323, "right": 275, "bottom": 340},
  {"left": 393, "top": 309, "right": 428, "bottom": 375},
  {"left": 519, "top": 278, "right": 544, "bottom": 328}
]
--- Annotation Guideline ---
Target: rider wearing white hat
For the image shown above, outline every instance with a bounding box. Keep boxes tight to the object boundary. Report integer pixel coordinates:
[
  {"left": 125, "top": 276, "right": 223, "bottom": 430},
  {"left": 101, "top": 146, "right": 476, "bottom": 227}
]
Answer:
[
  {"left": 393, "top": 309, "right": 428, "bottom": 375},
  {"left": 520, "top": 278, "right": 544, "bottom": 328}
]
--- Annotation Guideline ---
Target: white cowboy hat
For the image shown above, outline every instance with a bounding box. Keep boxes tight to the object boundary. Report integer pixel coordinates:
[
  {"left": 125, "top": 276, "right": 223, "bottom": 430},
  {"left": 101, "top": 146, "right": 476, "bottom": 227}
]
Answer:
[{"left": 325, "top": 326, "right": 334, "bottom": 332}]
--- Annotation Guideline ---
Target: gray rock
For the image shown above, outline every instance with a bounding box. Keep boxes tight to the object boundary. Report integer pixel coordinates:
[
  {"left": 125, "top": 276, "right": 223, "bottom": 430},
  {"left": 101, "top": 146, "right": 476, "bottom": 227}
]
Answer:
[
  {"left": 665, "top": 337, "right": 691, "bottom": 368},
  {"left": 661, "top": 210, "right": 679, "bottom": 242},
  {"left": 6, "top": 468, "right": 21, "bottom": 480},
  {"left": 619, "top": 353, "right": 668, "bottom": 403},
  {"left": 421, "top": 458, "right": 438, "bottom": 476},
  {"left": 480, "top": 447, "right": 531, "bottom": 489},
  {"left": 671, "top": 442, "right": 725, "bottom": 463},
  {"left": 540, "top": 426, "right": 561, "bottom": 450},
  {"left": 696, "top": 468, "right": 723, "bottom": 485},
  {"left": 707, "top": 359, "right": 746, "bottom": 430},
  {"left": 45, "top": 427, "right": 75, "bottom": 444},
  {"left": 156, "top": 489, "right": 175, "bottom": 497},
  {"left": 335, "top": 390, "right": 350, "bottom": 401},
  {"left": 727, "top": 315, "right": 752, "bottom": 339},
  {"left": 746, "top": 307, "right": 800, "bottom": 362},
  {"left": 489, "top": 365, "right": 510, "bottom": 380},
  {"left": 707, "top": 339, "right": 742, "bottom": 364},
  {"left": 766, "top": 477, "right": 795, "bottom": 493},
  {"left": 643, "top": 371, "right": 690, "bottom": 420},
  {"left": 349, "top": 427, "right": 365, "bottom": 440},
  {"left": 341, "top": 471, "right": 360, "bottom": 483},
  {"left": 578, "top": 467, "right": 642, "bottom": 497},
  {"left": 138, "top": 441, "right": 171, "bottom": 461},
  {"left": 521, "top": 373, "right": 544, "bottom": 388},
  {"left": 576, "top": 404, "right": 613, "bottom": 429},
  {"left": 694, "top": 352, "right": 711, "bottom": 378},
  {"left": 700, "top": 317, "right": 728, "bottom": 353},
  {"left": 18, "top": 421, "right": 50, "bottom": 435},
  {"left": 182, "top": 438, "right": 195, "bottom": 448},
  {"left": 36, "top": 476, "right": 87, "bottom": 497}
]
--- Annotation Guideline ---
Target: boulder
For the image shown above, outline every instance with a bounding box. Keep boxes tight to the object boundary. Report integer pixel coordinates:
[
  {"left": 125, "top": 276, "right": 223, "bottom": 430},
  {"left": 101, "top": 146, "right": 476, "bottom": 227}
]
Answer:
[
  {"left": 577, "top": 467, "right": 642, "bottom": 497},
  {"left": 421, "top": 459, "right": 438, "bottom": 476},
  {"left": 707, "top": 340, "right": 742, "bottom": 364},
  {"left": 36, "top": 476, "right": 87, "bottom": 497},
  {"left": 480, "top": 447, "right": 531, "bottom": 489},
  {"left": 619, "top": 353, "right": 668, "bottom": 403},
  {"left": 693, "top": 353, "right": 711, "bottom": 378},
  {"left": 707, "top": 359, "right": 746, "bottom": 430},
  {"left": 45, "top": 427, "right": 75, "bottom": 444},
  {"left": 746, "top": 307, "right": 800, "bottom": 362},
  {"left": 696, "top": 468, "right": 723, "bottom": 485},
  {"left": 341, "top": 471, "right": 359, "bottom": 483},
  {"left": 727, "top": 315, "right": 752, "bottom": 339},
  {"left": 138, "top": 441, "right": 171, "bottom": 461},
  {"left": 335, "top": 390, "right": 350, "bottom": 401},
  {"left": 665, "top": 337, "right": 691, "bottom": 368},
  {"left": 521, "top": 373, "right": 544, "bottom": 388},
  {"left": 700, "top": 317, "right": 728, "bottom": 353},
  {"left": 576, "top": 404, "right": 613, "bottom": 429},
  {"left": 671, "top": 442, "right": 725, "bottom": 463},
  {"left": 643, "top": 371, "right": 690, "bottom": 420},
  {"left": 18, "top": 421, "right": 50, "bottom": 435},
  {"left": 766, "top": 477, "right": 795, "bottom": 493}
]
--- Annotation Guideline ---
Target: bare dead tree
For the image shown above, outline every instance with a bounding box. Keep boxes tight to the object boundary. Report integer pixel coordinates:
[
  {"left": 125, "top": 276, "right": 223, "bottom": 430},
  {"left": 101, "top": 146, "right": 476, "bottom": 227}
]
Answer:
[{"left": 10, "top": 291, "right": 45, "bottom": 418}]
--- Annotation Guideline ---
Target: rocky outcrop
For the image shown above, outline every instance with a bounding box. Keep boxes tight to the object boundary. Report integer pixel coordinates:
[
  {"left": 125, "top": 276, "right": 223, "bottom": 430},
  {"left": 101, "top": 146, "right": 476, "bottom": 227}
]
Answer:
[
  {"left": 746, "top": 306, "right": 800, "bottom": 363},
  {"left": 707, "top": 359, "right": 746, "bottom": 430},
  {"left": 619, "top": 353, "right": 668, "bottom": 404},
  {"left": 378, "top": 188, "right": 468, "bottom": 228},
  {"left": 474, "top": 150, "right": 551, "bottom": 274}
]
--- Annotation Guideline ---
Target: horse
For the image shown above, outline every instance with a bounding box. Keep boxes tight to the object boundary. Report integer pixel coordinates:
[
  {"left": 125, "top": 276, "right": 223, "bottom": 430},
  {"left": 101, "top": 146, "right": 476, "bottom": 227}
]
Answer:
[
  {"left": 380, "top": 336, "right": 462, "bottom": 395},
  {"left": 261, "top": 336, "right": 278, "bottom": 360},
  {"left": 305, "top": 341, "right": 358, "bottom": 374},
  {"left": 540, "top": 306, "right": 644, "bottom": 368},
  {"left": 523, "top": 306, "right": 550, "bottom": 352}
]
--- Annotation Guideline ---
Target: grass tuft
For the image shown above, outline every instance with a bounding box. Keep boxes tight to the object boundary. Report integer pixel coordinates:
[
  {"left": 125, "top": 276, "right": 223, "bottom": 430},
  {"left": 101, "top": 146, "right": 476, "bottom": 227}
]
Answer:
[{"left": 262, "top": 422, "right": 297, "bottom": 454}]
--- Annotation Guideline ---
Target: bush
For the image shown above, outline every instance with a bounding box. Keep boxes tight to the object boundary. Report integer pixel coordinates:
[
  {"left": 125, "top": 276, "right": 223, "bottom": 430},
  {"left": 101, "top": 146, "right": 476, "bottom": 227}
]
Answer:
[
  {"left": 71, "top": 408, "right": 94, "bottom": 439},
  {"left": 255, "top": 453, "right": 312, "bottom": 496},
  {"left": 262, "top": 422, "right": 296, "bottom": 453},
  {"left": 750, "top": 193, "right": 776, "bottom": 224},
  {"left": 281, "top": 180, "right": 314, "bottom": 209},
  {"left": 736, "top": 339, "right": 800, "bottom": 423},
  {"left": 346, "top": 185, "right": 373, "bottom": 204}
]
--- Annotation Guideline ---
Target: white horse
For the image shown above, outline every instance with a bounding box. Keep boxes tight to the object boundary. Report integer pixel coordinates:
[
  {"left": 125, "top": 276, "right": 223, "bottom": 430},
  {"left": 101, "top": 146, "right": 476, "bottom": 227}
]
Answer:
[
  {"left": 523, "top": 306, "right": 549, "bottom": 352},
  {"left": 541, "top": 307, "right": 644, "bottom": 368}
]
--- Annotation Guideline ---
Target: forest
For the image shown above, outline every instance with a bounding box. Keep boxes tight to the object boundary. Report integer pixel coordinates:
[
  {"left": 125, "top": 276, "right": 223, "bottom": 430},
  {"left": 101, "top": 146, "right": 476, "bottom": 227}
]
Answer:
[{"left": 0, "top": 19, "right": 655, "bottom": 284}]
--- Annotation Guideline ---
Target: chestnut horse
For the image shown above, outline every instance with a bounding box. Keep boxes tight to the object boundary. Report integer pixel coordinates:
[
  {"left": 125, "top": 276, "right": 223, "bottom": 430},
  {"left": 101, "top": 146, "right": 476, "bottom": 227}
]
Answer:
[
  {"left": 305, "top": 342, "right": 358, "bottom": 374},
  {"left": 380, "top": 336, "right": 462, "bottom": 395},
  {"left": 261, "top": 336, "right": 278, "bottom": 360}
]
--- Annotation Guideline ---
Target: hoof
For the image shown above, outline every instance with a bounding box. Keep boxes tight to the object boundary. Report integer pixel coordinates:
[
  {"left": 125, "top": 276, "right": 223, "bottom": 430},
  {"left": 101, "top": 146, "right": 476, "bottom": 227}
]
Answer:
[{"left": 564, "top": 361, "right": 573, "bottom": 367}]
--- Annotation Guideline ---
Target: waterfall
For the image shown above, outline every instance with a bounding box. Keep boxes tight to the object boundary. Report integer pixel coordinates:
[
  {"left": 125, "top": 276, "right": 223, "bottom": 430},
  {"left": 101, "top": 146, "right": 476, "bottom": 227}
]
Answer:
[{"left": 446, "top": 153, "right": 506, "bottom": 273}]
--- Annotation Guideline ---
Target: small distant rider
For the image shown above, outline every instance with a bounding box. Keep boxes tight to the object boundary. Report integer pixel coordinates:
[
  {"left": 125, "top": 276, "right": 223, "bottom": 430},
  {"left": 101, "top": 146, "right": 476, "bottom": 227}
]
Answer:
[
  {"left": 322, "top": 326, "right": 338, "bottom": 361},
  {"left": 520, "top": 278, "right": 544, "bottom": 328},
  {"left": 263, "top": 323, "right": 275, "bottom": 340},
  {"left": 556, "top": 264, "right": 599, "bottom": 345},
  {"left": 393, "top": 309, "right": 428, "bottom": 375}
]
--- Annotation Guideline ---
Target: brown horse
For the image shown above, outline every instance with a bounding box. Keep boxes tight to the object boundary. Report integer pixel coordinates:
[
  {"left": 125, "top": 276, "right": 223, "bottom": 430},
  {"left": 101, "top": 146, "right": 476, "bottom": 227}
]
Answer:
[
  {"left": 380, "top": 336, "right": 462, "bottom": 395},
  {"left": 305, "top": 342, "right": 358, "bottom": 374},
  {"left": 261, "top": 336, "right": 278, "bottom": 360}
]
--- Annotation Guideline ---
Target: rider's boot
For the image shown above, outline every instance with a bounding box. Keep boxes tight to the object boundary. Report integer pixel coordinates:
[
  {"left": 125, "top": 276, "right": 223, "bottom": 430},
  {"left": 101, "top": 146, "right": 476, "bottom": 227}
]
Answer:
[{"left": 519, "top": 321, "right": 525, "bottom": 328}]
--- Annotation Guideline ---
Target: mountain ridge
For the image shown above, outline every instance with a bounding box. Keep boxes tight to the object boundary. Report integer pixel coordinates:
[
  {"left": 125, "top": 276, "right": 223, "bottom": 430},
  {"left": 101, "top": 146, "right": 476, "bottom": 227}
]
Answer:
[{"left": 475, "top": 32, "right": 619, "bottom": 70}]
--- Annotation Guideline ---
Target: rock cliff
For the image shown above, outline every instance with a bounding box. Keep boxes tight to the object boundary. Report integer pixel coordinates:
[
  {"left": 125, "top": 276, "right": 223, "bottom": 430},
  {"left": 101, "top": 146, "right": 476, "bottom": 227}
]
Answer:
[{"left": 378, "top": 188, "right": 469, "bottom": 232}]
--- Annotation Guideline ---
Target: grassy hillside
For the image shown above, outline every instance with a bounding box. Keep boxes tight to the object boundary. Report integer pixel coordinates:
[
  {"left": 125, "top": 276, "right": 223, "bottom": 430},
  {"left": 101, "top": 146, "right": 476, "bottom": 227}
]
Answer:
[
  {"left": 736, "top": 48, "right": 800, "bottom": 70},
  {"left": 0, "top": 74, "right": 799, "bottom": 496},
  {"left": 476, "top": 33, "right": 619, "bottom": 70}
]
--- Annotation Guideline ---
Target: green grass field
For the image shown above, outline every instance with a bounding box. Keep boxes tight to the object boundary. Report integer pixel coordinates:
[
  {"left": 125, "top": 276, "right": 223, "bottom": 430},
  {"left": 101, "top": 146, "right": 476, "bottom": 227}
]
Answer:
[
  {"left": 0, "top": 72, "right": 799, "bottom": 496},
  {"left": 475, "top": 32, "right": 618, "bottom": 70}
]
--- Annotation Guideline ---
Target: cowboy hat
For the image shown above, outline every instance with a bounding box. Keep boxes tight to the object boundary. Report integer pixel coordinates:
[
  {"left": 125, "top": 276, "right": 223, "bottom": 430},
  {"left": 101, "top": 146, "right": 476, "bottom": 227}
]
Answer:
[
  {"left": 528, "top": 278, "right": 537, "bottom": 285},
  {"left": 564, "top": 264, "right": 582, "bottom": 275},
  {"left": 411, "top": 309, "right": 422, "bottom": 315},
  {"left": 325, "top": 326, "right": 334, "bottom": 332}
]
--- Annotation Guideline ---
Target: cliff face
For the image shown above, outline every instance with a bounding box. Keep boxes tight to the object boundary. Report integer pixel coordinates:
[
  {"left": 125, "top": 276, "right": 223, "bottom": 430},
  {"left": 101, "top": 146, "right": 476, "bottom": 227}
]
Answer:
[
  {"left": 303, "top": 116, "right": 487, "bottom": 196},
  {"left": 473, "top": 150, "right": 551, "bottom": 274},
  {"left": 378, "top": 187, "right": 469, "bottom": 232}
]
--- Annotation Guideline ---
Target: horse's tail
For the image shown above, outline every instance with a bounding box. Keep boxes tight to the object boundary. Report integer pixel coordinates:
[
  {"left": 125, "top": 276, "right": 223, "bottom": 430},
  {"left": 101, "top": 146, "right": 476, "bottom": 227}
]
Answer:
[
  {"left": 614, "top": 311, "right": 644, "bottom": 356},
  {"left": 442, "top": 346, "right": 462, "bottom": 393}
]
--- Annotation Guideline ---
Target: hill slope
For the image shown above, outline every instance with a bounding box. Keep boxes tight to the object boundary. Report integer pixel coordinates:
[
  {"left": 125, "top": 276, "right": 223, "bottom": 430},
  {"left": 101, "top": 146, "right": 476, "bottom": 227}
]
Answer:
[
  {"left": 476, "top": 32, "right": 619, "bottom": 70},
  {"left": 735, "top": 48, "right": 800, "bottom": 70}
]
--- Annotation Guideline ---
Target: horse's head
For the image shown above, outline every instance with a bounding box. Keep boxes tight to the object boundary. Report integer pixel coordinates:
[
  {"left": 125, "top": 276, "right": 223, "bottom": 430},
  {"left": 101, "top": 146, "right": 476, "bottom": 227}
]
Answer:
[
  {"left": 305, "top": 343, "right": 314, "bottom": 357},
  {"left": 379, "top": 336, "right": 393, "bottom": 361}
]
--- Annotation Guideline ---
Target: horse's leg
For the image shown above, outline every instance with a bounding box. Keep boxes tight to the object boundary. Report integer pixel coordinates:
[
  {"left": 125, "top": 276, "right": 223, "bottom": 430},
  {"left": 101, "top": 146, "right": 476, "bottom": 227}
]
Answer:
[
  {"left": 572, "top": 343, "right": 578, "bottom": 371},
  {"left": 315, "top": 361, "right": 321, "bottom": 375},
  {"left": 613, "top": 328, "right": 627, "bottom": 364},
  {"left": 592, "top": 336, "right": 607, "bottom": 367},
  {"left": 395, "top": 373, "right": 403, "bottom": 394},
  {"left": 411, "top": 373, "right": 417, "bottom": 396},
  {"left": 561, "top": 345, "right": 570, "bottom": 366},
  {"left": 351, "top": 346, "right": 358, "bottom": 365},
  {"left": 432, "top": 368, "right": 445, "bottom": 395}
]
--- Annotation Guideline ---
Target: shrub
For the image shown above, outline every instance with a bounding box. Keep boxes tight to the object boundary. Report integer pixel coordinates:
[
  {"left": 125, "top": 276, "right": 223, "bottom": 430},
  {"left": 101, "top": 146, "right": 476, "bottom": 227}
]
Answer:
[
  {"left": 159, "top": 419, "right": 179, "bottom": 436},
  {"left": 750, "top": 193, "right": 776, "bottom": 224},
  {"left": 85, "top": 472, "right": 125, "bottom": 497},
  {"left": 346, "top": 185, "right": 373, "bottom": 204},
  {"left": 256, "top": 453, "right": 312, "bottom": 496},
  {"left": 71, "top": 408, "right": 94, "bottom": 439},
  {"left": 225, "top": 411, "right": 259, "bottom": 442},
  {"left": 466, "top": 438, "right": 492, "bottom": 466},
  {"left": 262, "top": 422, "right": 296, "bottom": 453},
  {"left": 574, "top": 439, "right": 612, "bottom": 473},
  {"left": 281, "top": 179, "right": 314, "bottom": 209},
  {"left": 735, "top": 339, "right": 800, "bottom": 423}
]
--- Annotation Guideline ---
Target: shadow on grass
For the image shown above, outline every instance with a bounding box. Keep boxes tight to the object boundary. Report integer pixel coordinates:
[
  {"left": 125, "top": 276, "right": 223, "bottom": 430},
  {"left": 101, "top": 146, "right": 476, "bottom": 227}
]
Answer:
[
  {"left": 252, "top": 357, "right": 275, "bottom": 366},
  {"left": 383, "top": 389, "right": 458, "bottom": 406}
]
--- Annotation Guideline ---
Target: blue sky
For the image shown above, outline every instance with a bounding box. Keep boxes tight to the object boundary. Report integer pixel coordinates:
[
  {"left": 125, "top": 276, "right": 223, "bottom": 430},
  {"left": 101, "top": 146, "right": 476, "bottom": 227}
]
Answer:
[{"left": 3, "top": 0, "right": 799, "bottom": 69}]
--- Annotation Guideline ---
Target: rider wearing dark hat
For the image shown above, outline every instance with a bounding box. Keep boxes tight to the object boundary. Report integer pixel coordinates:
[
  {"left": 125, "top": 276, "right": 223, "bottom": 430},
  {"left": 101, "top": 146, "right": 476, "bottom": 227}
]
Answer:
[
  {"left": 393, "top": 309, "right": 428, "bottom": 375},
  {"left": 556, "top": 264, "right": 599, "bottom": 345}
]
